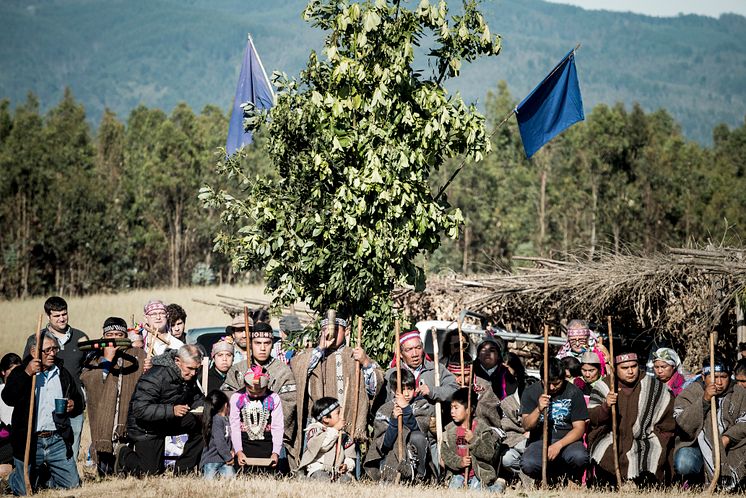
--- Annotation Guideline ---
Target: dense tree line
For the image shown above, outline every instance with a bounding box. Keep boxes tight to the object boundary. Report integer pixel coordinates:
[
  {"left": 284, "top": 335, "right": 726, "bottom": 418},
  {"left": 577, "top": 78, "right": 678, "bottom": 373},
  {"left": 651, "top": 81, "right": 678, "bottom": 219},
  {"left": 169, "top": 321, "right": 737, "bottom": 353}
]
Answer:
[{"left": 0, "top": 84, "right": 744, "bottom": 298}]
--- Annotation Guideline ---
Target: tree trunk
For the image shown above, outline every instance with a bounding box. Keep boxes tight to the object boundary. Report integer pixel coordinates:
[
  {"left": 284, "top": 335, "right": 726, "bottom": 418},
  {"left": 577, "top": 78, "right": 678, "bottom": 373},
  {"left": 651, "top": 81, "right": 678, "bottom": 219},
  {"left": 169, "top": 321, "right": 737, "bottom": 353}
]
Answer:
[
  {"left": 590, "top": 177, "right": 598, "bottom": 260},
  {"left": 539, "top": 169, "right": 547, "bottom": 256},
  {"left": 462, "top": 223, "right": 471, "bottom": 274}
]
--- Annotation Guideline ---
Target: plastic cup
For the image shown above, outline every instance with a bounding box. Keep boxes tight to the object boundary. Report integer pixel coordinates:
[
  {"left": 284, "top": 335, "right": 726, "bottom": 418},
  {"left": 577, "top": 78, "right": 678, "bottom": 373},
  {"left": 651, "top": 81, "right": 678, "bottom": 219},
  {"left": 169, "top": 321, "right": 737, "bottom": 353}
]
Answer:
[{"left": 54, "top": 398, "right": 67, "bottom": 415}]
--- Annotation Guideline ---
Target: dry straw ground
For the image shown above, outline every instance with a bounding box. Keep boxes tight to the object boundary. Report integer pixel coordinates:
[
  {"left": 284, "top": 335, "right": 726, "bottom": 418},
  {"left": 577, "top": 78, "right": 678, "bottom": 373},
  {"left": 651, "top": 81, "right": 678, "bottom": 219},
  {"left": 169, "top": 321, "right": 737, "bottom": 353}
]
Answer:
[
  {"left": 30, "top": 475, "right": 696, "bottom": 498},
  {"left": 0, "top": 284, "right": 268, "bottom": 355}
]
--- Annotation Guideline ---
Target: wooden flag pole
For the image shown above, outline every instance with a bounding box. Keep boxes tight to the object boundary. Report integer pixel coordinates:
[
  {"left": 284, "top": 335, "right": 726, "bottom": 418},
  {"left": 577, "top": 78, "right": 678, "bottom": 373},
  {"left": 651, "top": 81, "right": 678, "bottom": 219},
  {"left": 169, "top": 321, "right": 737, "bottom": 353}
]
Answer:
[
  {"left": 541, "top": 323, "right": 549, "bottom": 489},
  {"left": 458, "top": 319, "right": 470, "bottom": 486},
  {"left": 431, "top": 327, "right": 444, "bottom": 462},
  {"left": 243, "top": 305, "right": 253, "bottom": 365},
  {"left": 607, "top": 316, "right": 622, "bottom": 488},
  {"left": 351, "top": 317, "right": 363, "bottom": 439},
  {"left": 395, "top": 318, "right": 404, "bottom": 463},
  {"left": 23, "top": 314, "right": 44, "bottom": 495},
  {"left": 707, "top": 331, "right": 721, "bottom": 493}
]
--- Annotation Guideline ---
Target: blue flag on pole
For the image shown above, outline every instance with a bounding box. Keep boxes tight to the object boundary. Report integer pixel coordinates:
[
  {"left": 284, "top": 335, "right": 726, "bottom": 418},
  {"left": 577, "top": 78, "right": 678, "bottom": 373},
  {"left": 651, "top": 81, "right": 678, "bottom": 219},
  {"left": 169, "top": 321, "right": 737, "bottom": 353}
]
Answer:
[
  {"left": 226, "top": 34, "right": 274, "bottom": 156},
  {"left": 515, "top": 49, "right": 584, "bottom": 159}
]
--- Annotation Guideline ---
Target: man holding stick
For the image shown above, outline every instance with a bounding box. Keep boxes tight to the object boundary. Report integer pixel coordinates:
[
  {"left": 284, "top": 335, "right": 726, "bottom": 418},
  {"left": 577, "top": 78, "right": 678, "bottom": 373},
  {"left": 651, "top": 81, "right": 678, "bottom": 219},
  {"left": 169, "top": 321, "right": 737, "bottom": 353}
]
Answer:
[
  {"left": 520, "top": 357, "right": 588, "bottom": 486},
  {"left": 4, "top": 332, "right": 84, "bottom": 495},
  {"left": 588, "top": 349, "right": 675, "bottom": 487},
  {"left": 674, "top": 356, "right": 746, "bottom": 490}
]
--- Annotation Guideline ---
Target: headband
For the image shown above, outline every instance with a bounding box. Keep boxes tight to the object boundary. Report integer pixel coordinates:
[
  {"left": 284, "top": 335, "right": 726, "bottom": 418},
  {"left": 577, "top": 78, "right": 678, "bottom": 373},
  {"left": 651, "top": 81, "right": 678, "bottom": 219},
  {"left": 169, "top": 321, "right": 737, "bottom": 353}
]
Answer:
[
  {"left": 144, "top": 300, "right": 166, "bottom": 315},
  {"left": 315, "top": 401, "right": 340, "bottom": 421},
  {"left": 703, "top": 362, "right": 731, "bottom": 375},
  {"left": 320, "top": 317, "right": 347, "bottom": 329},
  {"left": 103, "top": 323, "right": 128, "bottom": 334},
  {"left": 244, "top": 365, "right": 270, "bottom": 389},
  {"left": 567, "top": 327, "right": 591, "bottom": 338},
  {"left": 615, "top": 353, "right": 638, "bottom": 364},
  {"left": 399, "top": 331, "right": 420, "bottom": 345},
  {"left": 250, "top": 323, "right": 273, "bottom": 340}
]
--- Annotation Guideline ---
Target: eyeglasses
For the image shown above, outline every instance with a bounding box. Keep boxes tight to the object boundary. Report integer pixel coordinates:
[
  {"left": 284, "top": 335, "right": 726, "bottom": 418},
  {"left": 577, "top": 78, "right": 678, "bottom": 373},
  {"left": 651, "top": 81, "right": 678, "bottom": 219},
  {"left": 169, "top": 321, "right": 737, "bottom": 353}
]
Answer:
[{"left": 41, "top": 346, "right": 60, "bottom": 355}]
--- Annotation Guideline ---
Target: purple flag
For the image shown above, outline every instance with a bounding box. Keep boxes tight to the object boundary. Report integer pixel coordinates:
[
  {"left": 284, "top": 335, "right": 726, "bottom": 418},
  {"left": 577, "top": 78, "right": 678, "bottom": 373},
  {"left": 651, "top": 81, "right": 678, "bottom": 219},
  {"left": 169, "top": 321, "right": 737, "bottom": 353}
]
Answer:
[{"left": 226, "top": 35, "right": 274, "bottom": 156}]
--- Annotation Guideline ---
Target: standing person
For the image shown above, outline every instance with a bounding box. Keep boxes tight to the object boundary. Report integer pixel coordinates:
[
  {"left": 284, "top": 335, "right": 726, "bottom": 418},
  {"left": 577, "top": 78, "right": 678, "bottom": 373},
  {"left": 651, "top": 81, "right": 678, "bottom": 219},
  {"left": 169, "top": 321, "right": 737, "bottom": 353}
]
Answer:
[
  {"left": 4, "top": 333, "right": 84, "bottom": 495},
  {"left": 23, "top": 296, "right": 89, "bottom": 461},
  {"left": 0, "top": 353, "right": 22, "bottom": 476},
  {"left": 142, "top": 300, "right": 183, "bottom": 357},
  {"left": 520, "top": 357, "right": 589, "bottom": 485},
  {"left": 223, "top": 322, "right": 297, "bottom": 467},
  {"left": 80, "top": 317, "right": 145, "bottom": 476},
  {"left": 650, "top": 348, "right": 686, "bottom": 397},
  {"left": 207, "top": 338, "right": 234, "bottom": 393},
  {"left": 674, "top": 356, "right": 746, "bottom": 490},
  {"left": 200, "top": 390, "right": 235, "bottom": 480},
  {"left": 166, "top": 303, "right": 188, "bottom": 341},
  {"left": 230, "top": 365, "right": 283, "bottom": 472},
  {"left": 588, "top": 351, "right": 675, "bottom": 487},
  {"left": 226, "top": 313, "right": 251, "bottom": 365},
  {"left": 442, "top": 387, "right": 504, "bottom": 492},
  {"left": 117, "top": 344, "right": 205, "bottom": 476},
  {"left": 293, "top": 317, "right": 381, "bottom": 459}
]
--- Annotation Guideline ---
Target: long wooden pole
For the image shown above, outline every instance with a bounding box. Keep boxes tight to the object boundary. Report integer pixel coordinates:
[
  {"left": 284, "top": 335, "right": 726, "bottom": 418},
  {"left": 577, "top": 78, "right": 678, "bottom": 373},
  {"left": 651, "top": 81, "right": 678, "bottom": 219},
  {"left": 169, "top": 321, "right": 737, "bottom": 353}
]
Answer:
[
  {"left": 541, "top": 323, "right": 549, "bottom": 489},
  {"left": 607, "top": 316, "right": 622, "bottom": 488},
  {"left": 351, "top": 317, "right": 363, "bottom": 438},
  {"left": 457, "top": 320, "right": 470, "bottom": 486},
  {"left": 707, "top": 331, "right": 721, "bottom": 493},
  {"left": 23, "top": 314, "right": 44, "bottom": 495},
  {"left": 243, "top": 305, "right": 253, "bottom": 365},
  {"left": 431, "top": 327, "right": 444, "bottom": 462},
  {"left": 333, "top": 379, "right": 349, "bottom": 480},
  {"left": 395, "top": 318, "right": 403, "bottom": 463}
]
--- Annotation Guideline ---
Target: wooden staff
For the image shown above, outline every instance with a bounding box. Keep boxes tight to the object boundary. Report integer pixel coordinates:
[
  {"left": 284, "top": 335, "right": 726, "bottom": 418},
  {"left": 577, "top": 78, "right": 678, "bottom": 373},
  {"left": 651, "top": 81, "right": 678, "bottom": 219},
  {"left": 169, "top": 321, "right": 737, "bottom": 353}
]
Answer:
[
  {"left": 395, "top": 318, "right": 404, "bottom": 462},
  {"left": 541, "top": 323, "right": 549, "bottom": 489},
  {"left": 707, "top": 331, "right": 721, "bottom": 493},
  {"left": 457, "top": 319, "right": 470, "bottom": 486},
  {"left": 201, "top": 357, "right": 209, "bottom": 394},
  {"left": 463, "top": 361, "right": 474, "bottom": 486},
  {"left": 351, "top": 317, "right": 363, "bottom": 439},
  {"left": 607, "top": 316, "right": 622, "bottom": 488},
  {"left": 243, "top": 305, "right": 253, "bottom": 365},
  {"left": 333, "top": 379, "right": 350, "bottom": 480},
  {"left": 431, "top": 327, "right": 444, "bottom": 461},
  {"left": 23, "top": 314, "right": 44, "bottom": 495}
]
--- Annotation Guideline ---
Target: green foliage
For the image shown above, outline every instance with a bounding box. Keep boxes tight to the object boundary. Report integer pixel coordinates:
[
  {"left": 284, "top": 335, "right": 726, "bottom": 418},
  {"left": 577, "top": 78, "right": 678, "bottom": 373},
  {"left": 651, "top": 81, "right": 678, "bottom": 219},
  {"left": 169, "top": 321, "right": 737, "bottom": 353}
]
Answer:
[{"left": 202, "top": 0, "right": 500, "bottom": 361}]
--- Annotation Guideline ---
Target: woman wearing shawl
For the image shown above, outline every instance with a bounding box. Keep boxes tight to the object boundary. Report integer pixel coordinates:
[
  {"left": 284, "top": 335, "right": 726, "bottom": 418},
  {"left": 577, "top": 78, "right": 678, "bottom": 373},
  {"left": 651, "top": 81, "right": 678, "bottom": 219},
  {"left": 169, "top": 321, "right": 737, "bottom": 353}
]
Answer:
[{"left": 650, "top": 348, "right": 686, "bottom": 397}]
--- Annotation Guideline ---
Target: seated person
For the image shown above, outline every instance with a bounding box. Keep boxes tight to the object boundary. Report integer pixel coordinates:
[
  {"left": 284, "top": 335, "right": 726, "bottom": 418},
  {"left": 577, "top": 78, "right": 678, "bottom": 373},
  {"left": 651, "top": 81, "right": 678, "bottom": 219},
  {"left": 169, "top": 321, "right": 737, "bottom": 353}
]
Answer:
[
  {"left": 298, "top": 397, "right": 355, "bottom": 482},
  {"left": 442, "top": 387, "right": 504, "bottom": 492}
]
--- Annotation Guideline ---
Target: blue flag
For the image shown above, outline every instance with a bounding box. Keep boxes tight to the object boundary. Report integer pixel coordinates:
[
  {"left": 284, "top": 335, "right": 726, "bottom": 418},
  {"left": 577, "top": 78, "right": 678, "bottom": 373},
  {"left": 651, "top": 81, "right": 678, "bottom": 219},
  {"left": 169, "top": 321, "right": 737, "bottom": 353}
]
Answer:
[
  {"left": 226, "top": 35, "right": 274, "bottom": 156},
  {"left": 515, "top": 49, "right": 584, "bottom": 158}
]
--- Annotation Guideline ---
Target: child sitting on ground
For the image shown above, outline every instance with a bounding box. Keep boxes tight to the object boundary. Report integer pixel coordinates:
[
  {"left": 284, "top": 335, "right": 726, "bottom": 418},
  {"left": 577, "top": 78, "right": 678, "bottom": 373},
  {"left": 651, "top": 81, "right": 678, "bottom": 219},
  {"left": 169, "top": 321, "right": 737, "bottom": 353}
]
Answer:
[
  {"left": 364, "top": 369, "right": 433, "bottom": 482},
  {"left": 199, "top": 390, "right": 235, "bottom": 480},
  {"left": 229, "top": 365, "right": 283, "bottom": 472},
  {"left": 298, "top": 397, "right": 355, "bottom": 482},
  {"left": 442, "top": 387, "right": 505, "bottom": 492}
]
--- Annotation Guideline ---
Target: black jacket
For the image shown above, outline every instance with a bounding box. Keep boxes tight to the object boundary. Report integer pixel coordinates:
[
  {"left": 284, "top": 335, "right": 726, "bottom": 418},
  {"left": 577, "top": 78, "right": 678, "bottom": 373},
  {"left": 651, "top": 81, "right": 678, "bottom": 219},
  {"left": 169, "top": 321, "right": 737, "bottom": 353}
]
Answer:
[
  {"left": 126, "top": 350, "right": 204, "bottom": 441},
  {"left": 1, "top": 356, "right": 84, "bottom": 460}
]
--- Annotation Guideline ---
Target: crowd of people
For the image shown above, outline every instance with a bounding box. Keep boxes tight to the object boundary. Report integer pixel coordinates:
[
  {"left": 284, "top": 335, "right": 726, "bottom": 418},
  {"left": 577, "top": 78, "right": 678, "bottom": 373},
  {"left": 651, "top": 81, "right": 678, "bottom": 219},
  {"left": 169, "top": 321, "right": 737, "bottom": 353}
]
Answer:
[{"left": 1, "top": 296, "right": 746, "bottom": 495}]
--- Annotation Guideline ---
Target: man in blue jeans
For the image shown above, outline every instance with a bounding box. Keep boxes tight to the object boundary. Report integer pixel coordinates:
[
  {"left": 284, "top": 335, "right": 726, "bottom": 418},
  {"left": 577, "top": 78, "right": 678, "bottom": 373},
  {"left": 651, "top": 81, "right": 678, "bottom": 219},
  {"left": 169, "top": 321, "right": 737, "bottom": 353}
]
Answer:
[
  {"left": 3, "top": 332, "right": 84, "bottom": 495},
  {"left": 520, "top": 357, "right": 589, "bottom": 485}
]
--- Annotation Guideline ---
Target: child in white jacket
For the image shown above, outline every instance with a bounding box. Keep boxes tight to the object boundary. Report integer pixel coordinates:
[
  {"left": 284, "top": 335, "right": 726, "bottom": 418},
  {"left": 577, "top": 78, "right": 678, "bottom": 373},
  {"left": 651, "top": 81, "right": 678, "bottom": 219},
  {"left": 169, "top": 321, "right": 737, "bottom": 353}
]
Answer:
[{"left": 298, "top": 397, "right": 355, "bottom": 482}]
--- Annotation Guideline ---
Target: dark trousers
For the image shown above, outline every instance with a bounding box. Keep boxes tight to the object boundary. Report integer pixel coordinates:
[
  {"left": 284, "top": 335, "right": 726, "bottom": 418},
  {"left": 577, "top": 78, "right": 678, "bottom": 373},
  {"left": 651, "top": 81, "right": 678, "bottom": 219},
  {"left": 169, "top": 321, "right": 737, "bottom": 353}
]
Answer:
[
  {"left": 521, "top": 439, "right": 588, "bottom": 482},
  {"left": 119, "top": 414, "right": 203, "bottom": 476}
]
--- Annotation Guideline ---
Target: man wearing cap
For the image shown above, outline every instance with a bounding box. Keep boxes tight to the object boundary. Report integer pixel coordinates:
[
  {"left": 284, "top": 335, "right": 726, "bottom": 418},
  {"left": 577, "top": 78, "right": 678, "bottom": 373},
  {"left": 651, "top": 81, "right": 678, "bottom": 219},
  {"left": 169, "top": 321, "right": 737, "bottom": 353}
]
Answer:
[
  {"left": 556, "top": 319, "right": 610, "bottom": 376},
  {"left": 588, "top": 350, "right": 675, "bottom": 486},
  {"left": 225, "top": 312, "right": 252, "bottom": 365},
  {"left": 674, "top": 356, "right": 746, "bottom": 489},
  {"left": 23, "top": 296, "right": 89, "bottom": 461},
  {"left": 142, "top": 299, "right": 184, "bottom": 357},
  {"left": 293, "top": 317, "right": 382, "bottom": 460},
  {"left": 117, "top": 344, "right": 205, "bottom": 476},
  {"left": 222, "top": 322, "right": 297, "bottom": 467},
  {"left": 80, "top": 317, "right": 145, "bottom": 476}
]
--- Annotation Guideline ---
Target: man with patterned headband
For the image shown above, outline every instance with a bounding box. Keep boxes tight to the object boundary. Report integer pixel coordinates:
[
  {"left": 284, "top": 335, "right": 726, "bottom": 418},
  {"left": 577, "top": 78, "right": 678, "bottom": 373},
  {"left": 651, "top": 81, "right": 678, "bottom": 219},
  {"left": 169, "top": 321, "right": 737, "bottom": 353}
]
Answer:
[
  {"left": 556, "top": 319, "right": 610, "bottom": 376},
  {"left": 588, "top": 349, "right": 675, "bottom": 487},
  {"left": 142, "top": 299, "right": 184, "bottom": 357},
  {"left": 81, "top": 317, "right": 145, "bottom": 476},
  {"left": 674, "top": 356, "right": 746, "bottom": 490},
  {"left": 292, "top": 317, "right": 383, "bottom": 464},
  {"left": 223, "top": 322, "right": 297, "bottom": 468}
]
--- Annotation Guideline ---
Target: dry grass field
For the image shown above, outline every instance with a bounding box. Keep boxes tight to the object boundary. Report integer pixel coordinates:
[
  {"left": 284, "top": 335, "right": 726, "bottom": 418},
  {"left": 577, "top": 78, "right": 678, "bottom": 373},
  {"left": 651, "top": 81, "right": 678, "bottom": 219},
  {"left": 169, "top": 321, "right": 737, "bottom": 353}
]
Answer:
[
  {"left": 0, "top": 284, "right": 271, "bottom": 355},
  {"left": 30, "top": 474, "right": 697, "bottom": 498}
]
